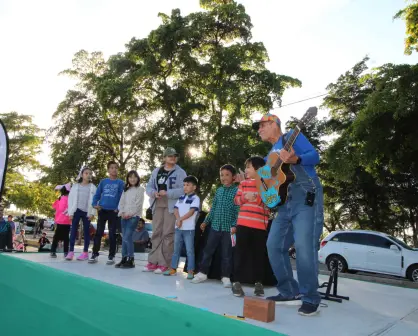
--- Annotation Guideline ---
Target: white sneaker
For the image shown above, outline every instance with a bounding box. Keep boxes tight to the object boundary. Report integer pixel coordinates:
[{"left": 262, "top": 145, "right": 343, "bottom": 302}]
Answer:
[
  {"left": 222, "top": 277, "right": 232, "bottom": 288},
  {"left": 191, "top": 272, "right": 208, "bottom": 284}
]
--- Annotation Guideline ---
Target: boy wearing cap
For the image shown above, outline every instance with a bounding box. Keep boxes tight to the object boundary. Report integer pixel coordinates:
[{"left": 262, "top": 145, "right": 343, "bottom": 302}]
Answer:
[
  {"left": 251, "top": 111, "right": 324, "bottom": 317},
  {"left": 143, "top": 147, "right": 187, "bottom": 274}
]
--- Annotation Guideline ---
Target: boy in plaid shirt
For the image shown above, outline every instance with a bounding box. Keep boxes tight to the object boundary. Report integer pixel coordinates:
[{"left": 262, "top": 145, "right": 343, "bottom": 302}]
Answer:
[{"left": 192, "top": 164, "right": 239, "bottom": 287}]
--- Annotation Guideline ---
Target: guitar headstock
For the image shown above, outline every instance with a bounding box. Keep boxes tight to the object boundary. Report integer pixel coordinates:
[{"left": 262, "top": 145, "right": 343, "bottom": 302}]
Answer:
[{"left": 298, "top": 106, "right": 318, "bottom": 128}]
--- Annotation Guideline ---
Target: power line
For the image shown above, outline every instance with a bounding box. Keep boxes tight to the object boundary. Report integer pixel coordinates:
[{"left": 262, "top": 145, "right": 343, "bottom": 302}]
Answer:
[{"left": 273, "top": 93, "right": 328, "bottom": 109}]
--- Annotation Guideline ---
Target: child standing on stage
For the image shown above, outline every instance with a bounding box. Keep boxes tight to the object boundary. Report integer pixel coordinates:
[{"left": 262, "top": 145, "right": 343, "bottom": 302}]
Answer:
[
  {"left": 164, "top": 176, "right": 200, "bottom": 279},
  {"left": 115, "top": 170, "right": 145, "bottom": 269},
  {"left": 232, "top": 156, "right": 270, "bottom": 297},
  {"left": 50, "top": 184, "right": 71, "bottom": 258},
  {"left": 66, "top": 167, "right": 97, "bottom": 261},
  {"left": 192, "top": 165, "right": 239, "bottom": 287},
  {"left": 90, "top": 161, "right": 124, "bottom": 264}
]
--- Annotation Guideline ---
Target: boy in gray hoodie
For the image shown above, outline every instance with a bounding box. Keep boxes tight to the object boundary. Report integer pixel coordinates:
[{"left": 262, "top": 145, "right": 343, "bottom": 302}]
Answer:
[{"left": 143, "top": 147, "right": 187, "bottom": 274}]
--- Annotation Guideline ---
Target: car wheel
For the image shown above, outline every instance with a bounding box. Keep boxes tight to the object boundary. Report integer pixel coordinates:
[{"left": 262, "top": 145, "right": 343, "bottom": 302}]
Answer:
[
  {"left": 407, "top": 265, "right": 418, "bottom": 283},
  {"left": 326, "top": 255, "right": 348, "bottom": 273}
]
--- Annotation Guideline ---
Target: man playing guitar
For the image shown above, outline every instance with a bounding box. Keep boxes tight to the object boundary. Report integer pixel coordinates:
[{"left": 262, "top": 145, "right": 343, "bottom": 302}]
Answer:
[{"left": 245, "top": 112, "right": 324, "bottom": 316}]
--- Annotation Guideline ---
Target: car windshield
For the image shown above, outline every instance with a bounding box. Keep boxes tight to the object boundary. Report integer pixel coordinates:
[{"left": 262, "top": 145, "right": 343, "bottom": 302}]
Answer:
[{"left": 388, "top": 235, "right": 415, "bottom": 251}]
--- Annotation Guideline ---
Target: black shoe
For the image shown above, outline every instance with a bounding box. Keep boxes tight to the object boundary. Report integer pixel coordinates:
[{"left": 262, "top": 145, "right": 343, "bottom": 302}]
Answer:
[
  {"left": 254, "top": 282, "right": 264, "bottom": 297},
  {"left": 266, "top": 294, "right": 302, "bottom": 305},
  {"left": 122, "top": 257, "right": 135, "bottom": 269},
  {"left": 232, "top": 282, "right": 245, "bottom": 297},
  {"left": 298, "top": 302, "right": 320, "bottom": 316},
  {"left": 115, "top": 257, "right": 127, "bottom": 268},
  {"left": 106, "top": 255, "right": 115, "bottom": 265},
  {"left": 88, "top": 254, "right": 98, "bottom": 264},
  {"left": 50, "top": 252, "right": 57, "bottom": 258}
]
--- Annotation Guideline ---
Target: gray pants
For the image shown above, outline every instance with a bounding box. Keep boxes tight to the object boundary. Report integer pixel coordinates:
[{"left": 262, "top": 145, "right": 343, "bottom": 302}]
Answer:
[{"left": 148, "top": 206, "right": 175, "bottom": 267}]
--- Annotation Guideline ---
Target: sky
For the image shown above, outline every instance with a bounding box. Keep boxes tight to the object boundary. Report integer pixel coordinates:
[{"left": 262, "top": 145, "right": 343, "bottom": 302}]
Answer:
[{"left": 0, "top": 0, "right": 416, "bottom": 169}]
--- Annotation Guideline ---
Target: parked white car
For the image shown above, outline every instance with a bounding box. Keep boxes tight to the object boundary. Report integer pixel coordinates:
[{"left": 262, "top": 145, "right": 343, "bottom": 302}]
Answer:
[{"left": 318, "top": 230, "right": 418, "bottom": 282}]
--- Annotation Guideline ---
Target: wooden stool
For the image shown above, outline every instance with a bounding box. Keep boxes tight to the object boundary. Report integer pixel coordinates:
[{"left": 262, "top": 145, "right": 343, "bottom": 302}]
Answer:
[{"left": 243, "top": 297, "right": 275, "bottom": 323}]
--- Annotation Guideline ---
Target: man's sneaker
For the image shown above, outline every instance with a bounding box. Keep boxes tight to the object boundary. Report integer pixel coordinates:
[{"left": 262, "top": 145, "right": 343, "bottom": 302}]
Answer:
[
  {"left": 65, "top": 252, "right": 74, "bottom": 261},
  {"left": 191, "top": 272, "right": 208, "bottom": 284},
  {"left": 222, "top": 277, "right": 232, "bottom": 288},
  {"left": 266, "top": 294, "right": 302, "bottom": 305},
  {"left": 77, "top": 252, "right": 89, "bottom": 261},
  {"left": 115, "top": 257, "right": 127, "bottom": 268},
  {"left": 88, "top": 254, "right": 98, "bottom": 264},
  {"left": 163, "top": 268, "right": 177, "bottom": 276},
  {"left": 232, "top": 282, "right": 245, "bottom": 297},
  {"left": 106, "top": 256, "right": 115, "bottom": 265},
  {"left": 254, "top": 282, "right": 264, "bottom": 297},
  {"left": 187, "top": 272, "right": 194, "bottom": 280},
  {"left": 142, "top": 262, "right": 158, "bottom": 272},
  {"left": 154, "top": 266, "right": 168, "bottom": 274},
  {"left": 298, "top": 302, "right": 320, "bottom": 316},
  {"left": 50, "top": 252, "right": 57, "bottom": 258},
  {"left": 121, "top": 257, "right": 135, "bottom": 269}
]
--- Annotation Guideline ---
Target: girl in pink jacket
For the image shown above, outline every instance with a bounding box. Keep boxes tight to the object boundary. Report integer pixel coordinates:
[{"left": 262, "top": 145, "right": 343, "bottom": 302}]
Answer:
[{"left": 50, "top": 184, "right": 71, "bottom": 258}]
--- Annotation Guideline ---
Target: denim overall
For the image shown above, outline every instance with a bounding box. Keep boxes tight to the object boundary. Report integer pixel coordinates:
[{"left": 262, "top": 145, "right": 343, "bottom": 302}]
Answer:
[{"left": 266, "top": 136, "right": 324, "bottom": 305}]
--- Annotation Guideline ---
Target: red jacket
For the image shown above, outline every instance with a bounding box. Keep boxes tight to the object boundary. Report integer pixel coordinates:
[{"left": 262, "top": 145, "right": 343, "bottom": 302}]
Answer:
[{"left": 53, "top": 196, "right": 71, "bottom": 225}]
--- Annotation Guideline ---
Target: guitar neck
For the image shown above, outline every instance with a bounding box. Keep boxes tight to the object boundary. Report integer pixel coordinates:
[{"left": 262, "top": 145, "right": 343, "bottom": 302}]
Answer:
[{"left": 271, "top": 125, "right": 302, "bottom": 171}]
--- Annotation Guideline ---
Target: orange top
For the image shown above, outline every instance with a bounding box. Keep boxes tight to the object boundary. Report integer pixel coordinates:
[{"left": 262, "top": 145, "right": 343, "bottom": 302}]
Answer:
[{"left": 234, "top": 179, "right": 269, "bottom": 231}]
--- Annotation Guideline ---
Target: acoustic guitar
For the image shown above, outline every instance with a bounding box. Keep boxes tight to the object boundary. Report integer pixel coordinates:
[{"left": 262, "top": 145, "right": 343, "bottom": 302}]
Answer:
[{"left": 255, "top": 107, "right": 318, "bottom": 209}]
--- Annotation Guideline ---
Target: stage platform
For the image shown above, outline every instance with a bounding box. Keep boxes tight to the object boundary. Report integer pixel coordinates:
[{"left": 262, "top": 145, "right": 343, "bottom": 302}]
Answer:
[{"left": 1, "top": 252, "right": 418, "bottom": 336}]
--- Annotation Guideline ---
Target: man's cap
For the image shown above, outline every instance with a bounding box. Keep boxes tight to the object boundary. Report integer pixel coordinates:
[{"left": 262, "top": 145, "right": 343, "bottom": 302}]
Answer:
[
  {"left": 163, "top": 147, "right": 179, "bottom": 157},
  {"left": 252, "top": 113, "right": 281, "bottom": 131}
]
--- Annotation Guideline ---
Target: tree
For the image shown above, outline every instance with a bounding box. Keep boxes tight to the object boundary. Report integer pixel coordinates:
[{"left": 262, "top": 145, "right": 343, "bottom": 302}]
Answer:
[
  {"left": 394, "top": 0, "right": 418, "bottom": 55},
  {"left": 48, "top": 1, "right": 300, "bottom": 205},
  {"left": 322, "top": 58, "right": 418, "bottom": 245}
]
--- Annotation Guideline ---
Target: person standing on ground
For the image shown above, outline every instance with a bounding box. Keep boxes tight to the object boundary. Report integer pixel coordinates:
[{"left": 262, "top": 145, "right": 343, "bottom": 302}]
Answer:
[
  {"left": 250, "top": 113, "right": 324, "bottom": 316},
  {"left": 67, "top": 167, "right": 97, "bottom": 261},
  {"left": 143, "top": 147, "right": 187, "bottom": 274},
  {"left": 115, "top": 170, "right": 145, "bottom": 269},
  {"left": 89, "top": 161, "right": 124, "bottom": 265},
  {"left": 50, "top": 184, "right": 72, "bottom": 258}
]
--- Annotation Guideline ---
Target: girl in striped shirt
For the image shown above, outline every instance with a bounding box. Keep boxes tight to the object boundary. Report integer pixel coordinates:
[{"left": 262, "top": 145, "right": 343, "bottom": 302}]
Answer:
[{"left": 232, "top": 156, "right": 270, "bottom": 297}]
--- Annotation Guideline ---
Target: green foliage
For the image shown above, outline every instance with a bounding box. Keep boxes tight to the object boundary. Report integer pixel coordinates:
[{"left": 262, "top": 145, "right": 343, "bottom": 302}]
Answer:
[
  {"left": 322, "top": 58, "right": 418, "bottom": 245},
  {"left": 48, "top": 1, "right": 299, "bottom": 203},
  {"left": 394, "top": 0, "right": 418, "bottom": 55}
]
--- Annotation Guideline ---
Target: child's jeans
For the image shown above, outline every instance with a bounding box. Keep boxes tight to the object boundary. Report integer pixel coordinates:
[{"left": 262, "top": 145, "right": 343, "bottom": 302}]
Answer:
[
  {"left": 171, "top": 229, "right": 195, "bottom": 271},
  {"left": 121, "top": 216, "right": 139, "bottom": 258},
  {"left": 199, "top": 228, "right": 232, "bottom": 278},
  {"left": 69, "top": 209, "right": 91, "bottom": 252}
]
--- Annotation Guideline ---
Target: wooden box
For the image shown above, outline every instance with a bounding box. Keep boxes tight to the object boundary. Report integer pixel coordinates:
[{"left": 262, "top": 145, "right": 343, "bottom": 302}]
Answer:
[{"left": 243, "top": 297, "right": 275, "bottom": 323}]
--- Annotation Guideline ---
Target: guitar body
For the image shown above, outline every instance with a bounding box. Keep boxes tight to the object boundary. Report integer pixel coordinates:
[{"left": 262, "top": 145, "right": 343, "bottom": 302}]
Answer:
[{"left": 255, "top": 151, "right": 296, "bottom": 208}]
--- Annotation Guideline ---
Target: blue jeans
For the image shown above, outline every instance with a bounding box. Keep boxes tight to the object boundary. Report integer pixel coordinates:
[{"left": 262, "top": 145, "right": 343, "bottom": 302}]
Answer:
[
  {"left": 121, "top": 217, "right": 139, "bottom": 257},
  {"left": 69, "top": 209, "right": 91, "bottom": 252},
  {"left": 171, "top": 229, "right": 195, "bottom": 271},
  {"left": 267, "top": 177, "right": 324, "bottom": 305}
]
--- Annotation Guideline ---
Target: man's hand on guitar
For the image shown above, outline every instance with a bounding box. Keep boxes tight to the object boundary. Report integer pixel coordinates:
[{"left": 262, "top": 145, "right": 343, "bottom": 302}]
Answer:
[{"left": 279, "top": 148, "right": 299, "bottom": 164}]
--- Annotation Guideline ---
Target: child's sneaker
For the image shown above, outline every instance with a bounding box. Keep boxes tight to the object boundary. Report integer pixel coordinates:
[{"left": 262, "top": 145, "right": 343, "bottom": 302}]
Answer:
[
  {"left": 154, "top": 266, "right": 168, "bottom": 274},
  {"left": 142, "top": 262, "right": 158, "bottom": 272},
  {"left": 163, "top": 268, "right": 177, "bottom": 276},
  {"left": 187, "top": 272, "right": 194, "bottom": 280},
  {"left": 254, "top": 282, "right": 264, "bottom": 297},
  {"left": 88, "top": 254, "right": 98, "bottom": 264},
  {"left": 77, "top": 252, "right": 89, "bottom": 261},
  {"left": 232, "top": 282, "right": 245, "bottom": 297},
  {"left": 191, "top": 272, "right": 207, "bottom": 284},
  {"left": 222, "top": 277, "right": 232, "bottom": 288},
  {"left": 65, "top": 252, "right": 74, "bottom": 260},
  {"left": 106, "top": 256, "right": 115, "bottom": 265},
  {"left": 50, "top": 252, "right": 57, "bottom": 258}
]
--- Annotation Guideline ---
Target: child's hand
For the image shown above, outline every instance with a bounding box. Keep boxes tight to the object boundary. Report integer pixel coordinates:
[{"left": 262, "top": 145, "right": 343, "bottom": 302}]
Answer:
[
  {"left": 234, "top": 169, "right": 246, "bottom": 183},
  {"left": 200, "top": 223, "right": 207, "bottom": 231},
  {"left": 88, "top": 216, "right": 94, "bottom": 221},
  {"left": 94, "top": 205, "right": 102, "bottom": 211},
  {"left": 154, "top": 192, "right": 160, "bottom": 199},
  {"left": 231, "top": 227, "right": 237, "bottom": 235},
  {"left": 244, "top": 192, "right": 257, "bottom": 202},
  {"left": 159, "top": 190, "right": 167, "bottom": 197},
  {"left": 176, "top": 220, "right": 183, "bottom": 228}
]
